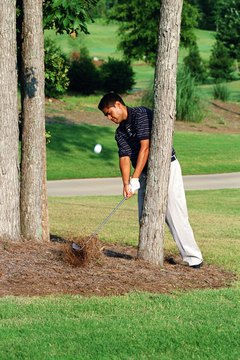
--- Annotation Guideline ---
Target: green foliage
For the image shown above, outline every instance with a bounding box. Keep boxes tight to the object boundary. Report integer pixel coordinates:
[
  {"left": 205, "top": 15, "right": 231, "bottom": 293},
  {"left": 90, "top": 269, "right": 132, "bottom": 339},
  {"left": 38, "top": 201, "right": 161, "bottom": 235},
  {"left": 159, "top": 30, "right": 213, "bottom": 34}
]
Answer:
[
  {"left": 183, "top": 43, "right": 207, "bottom": 83},
  {"left": 68, "top": 47, "right": 101, "bottom": 94},
  {"left": 44, "top": 38, "right": 70, "bottom": 98},
  {"left": 100, "top": 58, "right": 135, "bottom": 93},
  {"left": 108, "top": 0, "right": 200, "bottom": 64},
  {"left": 212, "top": 83, "right": 231, "bottom": 101},
  {"left": 189, "top": 0, "right": 224, "bottom": 30},
  {"left": 68, "top": 51, "right": 135, "bottom": 94},
  {"left": 90, "top": 0, "right": 118, "bottom": 18},
  {"left": 141, "top": 67, "right": 204, "bottom": 123},
  {"left": 180, "top": 1, "right": 200, "bottom": 47},
  {"left": 216, "top": 0, "right": 240, "bottom": 61},
  {"left": 176, "top": 66, "right": 204, "bottom": 122},
  {"left": 45, "top": 131, "right": 52, "bottom": 145},
  {"left": 209, "top": 40, "right": 234, "bottom": 81},
  {"left": 43, "top": 0, "right": 98, "bottom": 35}
]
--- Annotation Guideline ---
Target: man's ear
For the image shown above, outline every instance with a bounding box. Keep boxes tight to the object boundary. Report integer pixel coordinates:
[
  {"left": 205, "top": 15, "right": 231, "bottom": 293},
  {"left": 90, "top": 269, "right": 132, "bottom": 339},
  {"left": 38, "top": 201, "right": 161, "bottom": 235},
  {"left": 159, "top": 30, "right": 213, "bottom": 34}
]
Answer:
[{"left": 115, "top": 101, "right": 122, "bottom": 108}]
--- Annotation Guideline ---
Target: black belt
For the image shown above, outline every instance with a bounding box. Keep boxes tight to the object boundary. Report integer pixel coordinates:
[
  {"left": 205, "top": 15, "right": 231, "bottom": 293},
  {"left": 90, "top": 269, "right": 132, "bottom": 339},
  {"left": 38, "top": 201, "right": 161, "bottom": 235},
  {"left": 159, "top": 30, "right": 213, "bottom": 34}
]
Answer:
[{"left": 171, "top": 154, "right": 177, "bottom": 162}]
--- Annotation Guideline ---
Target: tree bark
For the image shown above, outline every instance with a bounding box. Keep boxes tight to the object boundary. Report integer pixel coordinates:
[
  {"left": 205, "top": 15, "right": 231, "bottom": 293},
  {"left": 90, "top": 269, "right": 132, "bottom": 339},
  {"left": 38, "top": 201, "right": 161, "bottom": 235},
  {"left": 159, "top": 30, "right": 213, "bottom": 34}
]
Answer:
[
  {"left": 20, "top": 0, "right": 49, "bottom": 241},
  {"left": 138, "top": 0, "right": 183, "bottom": 265},
  {"left": 0, "top": 1, "right": 20, "bottom": 241}
]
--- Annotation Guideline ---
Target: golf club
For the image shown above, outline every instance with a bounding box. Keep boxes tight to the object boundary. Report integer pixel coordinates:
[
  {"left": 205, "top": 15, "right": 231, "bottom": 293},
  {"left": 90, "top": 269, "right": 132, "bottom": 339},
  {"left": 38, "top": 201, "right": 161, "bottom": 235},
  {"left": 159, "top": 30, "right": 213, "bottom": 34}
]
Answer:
[{"left": 71, "top": 197, "right": 127, "bottom": 252}]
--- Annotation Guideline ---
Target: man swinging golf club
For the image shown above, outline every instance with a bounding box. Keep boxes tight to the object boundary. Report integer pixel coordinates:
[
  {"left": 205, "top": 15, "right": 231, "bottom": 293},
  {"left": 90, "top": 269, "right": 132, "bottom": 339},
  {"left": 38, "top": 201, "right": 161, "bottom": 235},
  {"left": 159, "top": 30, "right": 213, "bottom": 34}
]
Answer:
[{"left": 98, "top": 92, "right": 203, "bottom": 269}]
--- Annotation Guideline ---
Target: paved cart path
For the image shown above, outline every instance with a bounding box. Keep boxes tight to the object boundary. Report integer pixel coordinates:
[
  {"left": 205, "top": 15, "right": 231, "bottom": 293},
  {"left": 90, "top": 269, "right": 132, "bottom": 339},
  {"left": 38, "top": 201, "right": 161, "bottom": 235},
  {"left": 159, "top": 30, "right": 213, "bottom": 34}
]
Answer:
[{"left": 47, "top": 172, "right": 240, "bottom": 197}]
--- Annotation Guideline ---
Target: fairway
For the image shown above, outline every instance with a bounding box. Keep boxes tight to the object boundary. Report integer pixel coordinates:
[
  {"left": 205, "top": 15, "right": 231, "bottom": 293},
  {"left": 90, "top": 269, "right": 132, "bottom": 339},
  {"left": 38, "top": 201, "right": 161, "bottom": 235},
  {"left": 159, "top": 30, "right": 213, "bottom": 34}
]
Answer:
[{"left": 46, "top": 123, "right": 240, "bottom": 180}]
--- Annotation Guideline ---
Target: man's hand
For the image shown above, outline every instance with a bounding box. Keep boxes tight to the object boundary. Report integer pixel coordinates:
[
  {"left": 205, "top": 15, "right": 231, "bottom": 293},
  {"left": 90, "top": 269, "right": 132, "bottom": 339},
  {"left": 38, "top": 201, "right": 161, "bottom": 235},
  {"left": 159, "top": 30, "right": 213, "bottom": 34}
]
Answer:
[
  {"left": 129, "top": 178, "right": 140, "bottom": 194},
  {"left": 123, "top": 184, "right": 132, "bottom": 198}
]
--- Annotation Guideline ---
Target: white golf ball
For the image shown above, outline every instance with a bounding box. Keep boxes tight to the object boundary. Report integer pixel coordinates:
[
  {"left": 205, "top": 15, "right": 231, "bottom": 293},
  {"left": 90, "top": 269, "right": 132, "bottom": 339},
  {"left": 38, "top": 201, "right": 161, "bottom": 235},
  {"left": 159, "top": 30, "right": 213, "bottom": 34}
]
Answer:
[{"left": 94, "top": 144, "right": 102, "bottom": 154}]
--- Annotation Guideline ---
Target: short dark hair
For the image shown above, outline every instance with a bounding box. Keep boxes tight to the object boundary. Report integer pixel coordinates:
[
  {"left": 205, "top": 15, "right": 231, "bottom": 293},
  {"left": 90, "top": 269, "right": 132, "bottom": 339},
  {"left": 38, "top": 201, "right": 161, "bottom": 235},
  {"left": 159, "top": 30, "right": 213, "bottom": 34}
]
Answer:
[{"left": 98, "top": 92, "right": 126, "bottom": 111}]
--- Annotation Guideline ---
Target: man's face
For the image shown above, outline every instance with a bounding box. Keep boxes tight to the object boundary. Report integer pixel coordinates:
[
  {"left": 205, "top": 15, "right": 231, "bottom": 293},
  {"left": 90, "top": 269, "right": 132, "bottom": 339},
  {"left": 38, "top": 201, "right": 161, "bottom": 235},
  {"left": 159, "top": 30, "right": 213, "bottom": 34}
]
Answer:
[{"left": 102, "top": 101, "right": 127, "bottom": 124}]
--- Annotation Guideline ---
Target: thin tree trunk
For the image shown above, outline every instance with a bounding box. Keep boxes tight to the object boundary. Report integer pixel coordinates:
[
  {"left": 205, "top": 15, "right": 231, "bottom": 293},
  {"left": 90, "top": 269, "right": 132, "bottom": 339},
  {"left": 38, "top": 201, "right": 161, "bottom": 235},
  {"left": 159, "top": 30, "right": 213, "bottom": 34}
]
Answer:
[
  {"left": 20, "top": 0, "right": 49, "bottom": 241},
  {"left": 138, "top": 0, "right": 183, "bottom": 265},
  {"left": 0, "top": 1, "right": 20, "bottom": 241}
]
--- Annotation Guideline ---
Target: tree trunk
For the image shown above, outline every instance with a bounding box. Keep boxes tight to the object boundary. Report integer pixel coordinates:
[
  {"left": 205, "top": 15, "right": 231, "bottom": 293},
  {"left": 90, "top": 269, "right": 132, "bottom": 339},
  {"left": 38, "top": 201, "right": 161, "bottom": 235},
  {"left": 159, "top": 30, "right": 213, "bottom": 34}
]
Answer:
[
  {"left": 138, "top": 0, "right": 183, "bottom": 265},
  {"left": 20, "top": 0, "right": 49, "bottom": 241},
  {"left": 0, "top": 1, "right": 20, "bottom": 241}
]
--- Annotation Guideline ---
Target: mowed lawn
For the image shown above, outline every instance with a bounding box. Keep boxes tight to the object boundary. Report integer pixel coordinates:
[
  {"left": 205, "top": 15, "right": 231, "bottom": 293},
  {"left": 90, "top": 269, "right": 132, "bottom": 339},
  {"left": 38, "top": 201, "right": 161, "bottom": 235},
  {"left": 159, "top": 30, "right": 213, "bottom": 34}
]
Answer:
[
  {"left": 0, "top": 287, "right": 239, "bottom": 360},
  {"left": 46, "top": 123, "right": 240, "bottom": 180}
]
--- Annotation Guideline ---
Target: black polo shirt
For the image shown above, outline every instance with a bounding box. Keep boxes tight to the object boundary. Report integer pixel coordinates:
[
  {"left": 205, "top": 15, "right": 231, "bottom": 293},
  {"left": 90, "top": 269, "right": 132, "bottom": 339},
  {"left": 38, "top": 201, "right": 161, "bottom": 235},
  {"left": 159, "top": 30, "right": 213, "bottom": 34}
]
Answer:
[{"left": 115, "top": 106, "right": 176, "bottom": 173}]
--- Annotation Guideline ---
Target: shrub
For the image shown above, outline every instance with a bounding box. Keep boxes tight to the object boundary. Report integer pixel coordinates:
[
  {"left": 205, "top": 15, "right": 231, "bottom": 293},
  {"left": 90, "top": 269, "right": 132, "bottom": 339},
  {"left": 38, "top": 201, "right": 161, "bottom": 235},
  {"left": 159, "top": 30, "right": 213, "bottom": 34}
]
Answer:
[
  {"left": 100, "top": 58, "right": 135, "bottom": 93},
  {"left": 44, "top": 38, "right": 70, "bottom": 98},
  {"left": 209, "top": 40, "right": 234, "bottom": 81},
  {"left": 176, "top": 66, "right": 204, "bottom": 123},
  {"left": 183, "top": 43, "right": 207, "bottom": 83},
  {"left": 68, "top": 47, "right": 101, "bottom": 95},
  {"left": 141, "top": 66, "right": 204, "bottom": 123},
  {"left": 212, "top": 83, "right": 230, "bottom": 101}
]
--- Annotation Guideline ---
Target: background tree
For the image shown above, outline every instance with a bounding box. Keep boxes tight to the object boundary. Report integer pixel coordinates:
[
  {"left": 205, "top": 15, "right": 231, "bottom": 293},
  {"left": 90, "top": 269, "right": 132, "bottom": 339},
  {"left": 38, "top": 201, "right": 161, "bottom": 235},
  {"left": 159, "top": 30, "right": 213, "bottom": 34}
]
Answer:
[
  {"left": 43, "top": 0, "right": 98, "bottom": 35},
  {"left": 0, "top": 1, "right": 20, "bottom": 241},
  {"left": 209, "top": 40, "right": 234, "bottom": 81},
  {"left": 138, "top": 0, "right": 183, "bottom": 265},
  {"left": 108, "top": 0, "right": 198, "bottom": 64},
  {"left": 183, "top": 42, "right": 207, "bottom": 83},
  {"left": 188, "top": 0, "right": 220, "bottom": 30},
  {"left": 215, "top": 0, "right": 240, "bottom": 64}
]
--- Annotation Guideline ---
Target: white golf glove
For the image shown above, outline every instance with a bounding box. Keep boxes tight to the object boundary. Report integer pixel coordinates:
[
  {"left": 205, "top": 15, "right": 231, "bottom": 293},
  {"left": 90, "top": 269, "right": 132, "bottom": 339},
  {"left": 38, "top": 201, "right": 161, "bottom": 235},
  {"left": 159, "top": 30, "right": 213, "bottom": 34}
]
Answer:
[{"left": 129, "top": 178, "right": 140, "bottom": 194}]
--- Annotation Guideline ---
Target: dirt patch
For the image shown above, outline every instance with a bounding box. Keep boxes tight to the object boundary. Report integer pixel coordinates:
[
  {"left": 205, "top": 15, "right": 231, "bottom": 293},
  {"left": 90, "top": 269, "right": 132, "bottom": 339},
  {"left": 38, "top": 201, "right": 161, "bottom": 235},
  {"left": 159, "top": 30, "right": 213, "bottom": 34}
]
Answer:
[{"left": 0, "top": 238, "right": 236, "bottom": 297}]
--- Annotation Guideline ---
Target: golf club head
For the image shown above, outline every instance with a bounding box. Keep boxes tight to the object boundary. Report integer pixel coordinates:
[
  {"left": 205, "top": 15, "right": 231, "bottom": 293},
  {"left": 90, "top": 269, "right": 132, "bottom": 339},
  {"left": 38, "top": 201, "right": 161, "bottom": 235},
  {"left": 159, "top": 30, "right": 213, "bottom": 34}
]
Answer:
[{"left": 71, "top": 242, "right": 82, "bottom": 251}]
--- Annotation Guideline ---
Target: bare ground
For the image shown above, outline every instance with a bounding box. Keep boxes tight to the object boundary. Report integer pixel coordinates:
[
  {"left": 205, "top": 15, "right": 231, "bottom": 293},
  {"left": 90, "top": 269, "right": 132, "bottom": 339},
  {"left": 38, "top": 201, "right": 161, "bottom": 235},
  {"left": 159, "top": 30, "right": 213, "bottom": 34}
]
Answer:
[{"left": 0, "top": 238, "right": 236, "bottom": 297}]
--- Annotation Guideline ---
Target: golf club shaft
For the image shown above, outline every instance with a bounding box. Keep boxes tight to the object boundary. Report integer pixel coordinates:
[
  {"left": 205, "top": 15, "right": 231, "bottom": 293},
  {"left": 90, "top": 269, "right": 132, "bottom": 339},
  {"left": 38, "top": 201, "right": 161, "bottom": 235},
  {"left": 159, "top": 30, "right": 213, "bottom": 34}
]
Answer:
[
  {"left": 72, "top": 197, "right": 127, "bottom": 252},
  {"left": 92, "top": 197, "right": 126, "bottom": 235}
]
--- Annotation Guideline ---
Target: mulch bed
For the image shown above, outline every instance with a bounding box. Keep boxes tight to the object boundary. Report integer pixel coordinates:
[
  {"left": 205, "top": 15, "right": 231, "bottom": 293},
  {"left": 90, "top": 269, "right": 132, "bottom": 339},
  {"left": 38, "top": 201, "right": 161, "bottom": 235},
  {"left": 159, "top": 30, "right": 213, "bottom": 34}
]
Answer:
[{"left": 0, "top": 237, "right": 236, "bottom": 297}]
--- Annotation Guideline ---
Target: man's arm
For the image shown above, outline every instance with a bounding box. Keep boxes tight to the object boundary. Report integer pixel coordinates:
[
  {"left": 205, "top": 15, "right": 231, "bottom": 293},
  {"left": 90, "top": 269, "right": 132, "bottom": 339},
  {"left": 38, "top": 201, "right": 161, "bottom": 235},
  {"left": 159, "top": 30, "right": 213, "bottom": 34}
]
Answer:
[
  {"left": 119, "top": 156, "right": 131, "bottom": 198},
  {"left": 120, "top": 139, "right": 150, "bottom": 198},
  {"left": 132, "top": 139, "right": 150, "bottom": 178}
]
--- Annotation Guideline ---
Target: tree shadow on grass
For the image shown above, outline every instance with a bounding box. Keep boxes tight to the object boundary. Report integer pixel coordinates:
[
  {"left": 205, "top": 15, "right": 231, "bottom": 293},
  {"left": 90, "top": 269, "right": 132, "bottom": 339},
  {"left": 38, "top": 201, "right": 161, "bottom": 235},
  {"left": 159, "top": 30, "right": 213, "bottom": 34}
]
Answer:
[{"left": 46, "top": 117, "right": 118, "bottom": 171}]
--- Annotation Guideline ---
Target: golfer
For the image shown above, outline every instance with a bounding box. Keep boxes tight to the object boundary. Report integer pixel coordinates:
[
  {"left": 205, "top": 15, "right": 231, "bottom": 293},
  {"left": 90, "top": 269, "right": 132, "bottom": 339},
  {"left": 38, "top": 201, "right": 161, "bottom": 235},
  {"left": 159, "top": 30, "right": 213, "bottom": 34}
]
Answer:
[{"left": 98, "top": 92, "right": 203, "bottom": 269}]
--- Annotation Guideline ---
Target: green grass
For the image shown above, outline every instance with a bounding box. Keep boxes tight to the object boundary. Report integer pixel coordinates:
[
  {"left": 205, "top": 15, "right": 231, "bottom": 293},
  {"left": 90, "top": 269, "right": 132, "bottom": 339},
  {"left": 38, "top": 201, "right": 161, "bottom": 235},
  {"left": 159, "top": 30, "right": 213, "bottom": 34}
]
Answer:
[
  {"left": 45, "top": 22, "right": 121, "bottom": 60},
  {"left": 179, "top": 29, "right": 216, "bottom": 62},
  {"left": 46, "top": 123, "right": 119, "bottom": 180},
  {"left": 199, "top": 80, "right": 240, "bottom": 102},
  {"left": 175, "top": 132, "right": 240, "bottom": 175},
  {"left": 46, "top": 123, "right": 240, "bottom": 180},
  {"left": 48, "top": 189, "right": 240, "bottom": 274},
  {"left": 0, "top": 289, "right": 239, "bottom": 360}
]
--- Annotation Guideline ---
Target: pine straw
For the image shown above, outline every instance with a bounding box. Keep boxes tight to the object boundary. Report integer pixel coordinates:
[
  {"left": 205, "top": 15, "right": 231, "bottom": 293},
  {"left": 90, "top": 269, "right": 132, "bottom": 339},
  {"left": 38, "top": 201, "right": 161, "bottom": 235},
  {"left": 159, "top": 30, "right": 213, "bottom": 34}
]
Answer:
[
  {"left": 0, "top": 238, "right": 237, "bottom": 297},
  {"left": 64, "top": 235, "right": 101, "bottom": 267}
]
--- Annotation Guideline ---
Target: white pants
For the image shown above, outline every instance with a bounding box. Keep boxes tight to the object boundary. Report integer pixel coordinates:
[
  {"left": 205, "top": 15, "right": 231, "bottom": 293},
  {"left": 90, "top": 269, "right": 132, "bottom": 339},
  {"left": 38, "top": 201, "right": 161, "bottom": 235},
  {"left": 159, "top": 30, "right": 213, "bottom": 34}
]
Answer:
[{"left": 138, "top": 159, "right": 203, "bottom": 266}]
